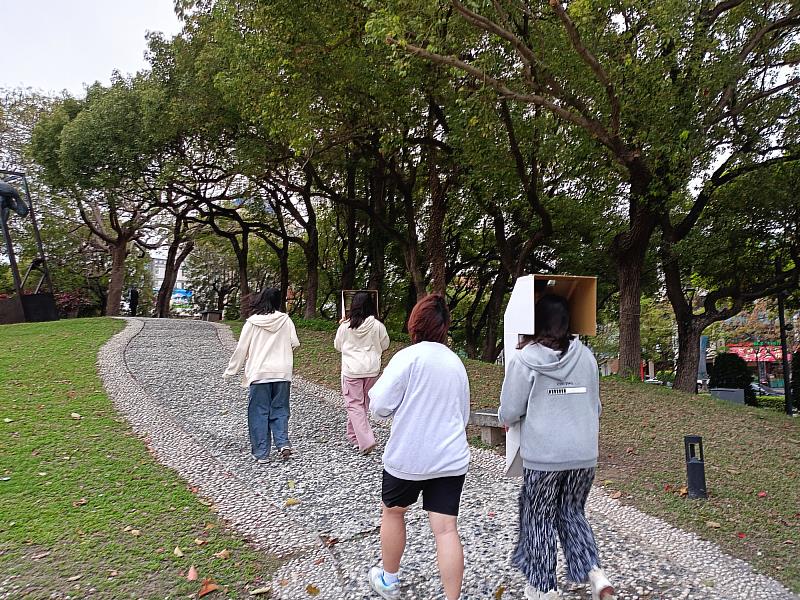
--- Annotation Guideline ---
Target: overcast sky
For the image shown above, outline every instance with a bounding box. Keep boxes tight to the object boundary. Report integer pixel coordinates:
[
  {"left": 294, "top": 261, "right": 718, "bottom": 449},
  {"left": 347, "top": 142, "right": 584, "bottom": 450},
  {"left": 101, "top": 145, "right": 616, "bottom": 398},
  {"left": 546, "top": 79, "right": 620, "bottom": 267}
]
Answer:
[{"left": 2, "top": 0, "right": 182, "bottom": 97}]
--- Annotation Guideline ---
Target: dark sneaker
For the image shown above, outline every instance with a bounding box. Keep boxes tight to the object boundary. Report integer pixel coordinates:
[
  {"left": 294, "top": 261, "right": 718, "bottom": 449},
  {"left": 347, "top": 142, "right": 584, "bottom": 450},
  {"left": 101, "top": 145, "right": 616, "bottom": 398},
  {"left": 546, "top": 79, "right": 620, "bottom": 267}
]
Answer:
[{"left": 279, "top": 447, "right": 292, "bottom": 459}]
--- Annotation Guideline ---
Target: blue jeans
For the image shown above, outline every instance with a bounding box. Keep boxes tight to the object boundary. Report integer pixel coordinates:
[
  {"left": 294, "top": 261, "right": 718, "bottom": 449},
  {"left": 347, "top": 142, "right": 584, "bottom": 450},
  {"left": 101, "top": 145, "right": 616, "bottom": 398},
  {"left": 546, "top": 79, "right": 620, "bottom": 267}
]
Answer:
[{"left": 248, "top": 381, "right": 291, "bottom": 458}]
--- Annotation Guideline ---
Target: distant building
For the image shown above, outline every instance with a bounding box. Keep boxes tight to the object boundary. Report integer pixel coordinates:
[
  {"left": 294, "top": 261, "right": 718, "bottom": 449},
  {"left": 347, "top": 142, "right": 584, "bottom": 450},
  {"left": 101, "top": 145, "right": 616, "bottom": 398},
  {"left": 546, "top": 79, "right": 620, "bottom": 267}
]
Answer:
[{"left": 149, "top": 253, "right": 188, "bottom": 292}]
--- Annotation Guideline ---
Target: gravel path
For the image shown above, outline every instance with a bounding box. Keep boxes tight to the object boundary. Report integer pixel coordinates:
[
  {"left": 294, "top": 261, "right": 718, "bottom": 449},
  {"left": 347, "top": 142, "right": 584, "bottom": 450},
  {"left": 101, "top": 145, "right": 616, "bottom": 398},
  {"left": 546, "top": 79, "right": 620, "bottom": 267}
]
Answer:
[{"left": 97, "top": 318, "right": 798, "bottom": 600}]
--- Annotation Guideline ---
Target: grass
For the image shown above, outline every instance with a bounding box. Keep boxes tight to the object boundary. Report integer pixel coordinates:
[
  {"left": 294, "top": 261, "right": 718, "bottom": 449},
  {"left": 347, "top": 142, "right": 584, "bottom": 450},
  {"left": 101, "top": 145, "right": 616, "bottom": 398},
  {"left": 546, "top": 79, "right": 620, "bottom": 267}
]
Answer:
[
  {"left": 225, "top": 319, "right": 800, "bottom": 592},
  {"left": 0, "top": 318, "right": 281, "bottom": 598}
]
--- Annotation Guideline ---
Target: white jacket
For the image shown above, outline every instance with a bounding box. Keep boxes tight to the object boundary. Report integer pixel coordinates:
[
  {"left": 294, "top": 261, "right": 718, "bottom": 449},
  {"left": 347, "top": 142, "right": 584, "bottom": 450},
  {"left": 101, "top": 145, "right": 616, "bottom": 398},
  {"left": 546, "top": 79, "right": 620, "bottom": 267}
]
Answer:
[
  {"left": 223, "top": 312, "right": 300, "bottom": 386},
  {"left": 334, "top": 316, "right": 390, "bottom": 378}
]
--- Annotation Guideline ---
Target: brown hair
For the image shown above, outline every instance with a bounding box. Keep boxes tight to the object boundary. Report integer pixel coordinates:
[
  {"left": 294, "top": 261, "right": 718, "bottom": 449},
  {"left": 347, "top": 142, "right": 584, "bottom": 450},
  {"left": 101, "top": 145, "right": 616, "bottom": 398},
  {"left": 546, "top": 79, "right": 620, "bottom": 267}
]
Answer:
[{"left": 407, "top": 294, "right": 450, "bottom": 344}]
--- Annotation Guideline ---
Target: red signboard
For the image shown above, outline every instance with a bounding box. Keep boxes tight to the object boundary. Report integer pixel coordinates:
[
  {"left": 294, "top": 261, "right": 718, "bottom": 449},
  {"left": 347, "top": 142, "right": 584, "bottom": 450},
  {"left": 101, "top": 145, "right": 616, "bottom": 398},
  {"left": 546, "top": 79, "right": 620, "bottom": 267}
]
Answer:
[{"left": 727, "top": 344, "right": 791, "bottom": 363}]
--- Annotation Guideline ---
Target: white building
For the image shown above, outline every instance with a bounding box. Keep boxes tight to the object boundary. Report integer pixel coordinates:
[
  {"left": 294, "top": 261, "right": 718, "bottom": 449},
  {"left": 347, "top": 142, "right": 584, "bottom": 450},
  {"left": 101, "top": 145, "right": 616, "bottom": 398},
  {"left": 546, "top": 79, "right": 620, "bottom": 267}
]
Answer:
[{"left": 150, "top": 252, "right": 188, "bottom": 292}]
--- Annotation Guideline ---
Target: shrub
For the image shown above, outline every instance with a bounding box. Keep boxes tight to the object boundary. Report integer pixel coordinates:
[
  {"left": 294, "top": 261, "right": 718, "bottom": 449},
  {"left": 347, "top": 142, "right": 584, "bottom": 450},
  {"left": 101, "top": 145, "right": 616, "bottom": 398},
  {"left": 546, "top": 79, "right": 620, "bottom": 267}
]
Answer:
[
  {"left": 709, "top": 352, "right": 757, "bottom": 406},
  {"left": 656, "top": 370, "right": 676, "bottom": 384}
]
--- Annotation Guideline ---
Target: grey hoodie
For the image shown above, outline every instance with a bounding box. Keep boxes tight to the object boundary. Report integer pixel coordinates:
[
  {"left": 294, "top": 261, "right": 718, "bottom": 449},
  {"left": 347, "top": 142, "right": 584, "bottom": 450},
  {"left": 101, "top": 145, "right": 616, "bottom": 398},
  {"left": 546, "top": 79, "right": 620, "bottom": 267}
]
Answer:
[{"left": 499, "top": 338, "right": 600, "bottom": 471}]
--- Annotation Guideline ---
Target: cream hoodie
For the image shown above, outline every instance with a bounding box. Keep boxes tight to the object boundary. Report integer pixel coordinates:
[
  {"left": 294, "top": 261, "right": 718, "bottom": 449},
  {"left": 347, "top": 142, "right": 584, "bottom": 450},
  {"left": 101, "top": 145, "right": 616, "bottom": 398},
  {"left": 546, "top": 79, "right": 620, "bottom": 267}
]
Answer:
[
  {"left": 334, "top": 315, "right": 390, "bottom": 378},
  {"left": 223, "top": 312, "right": 300, "bottom": 386}
]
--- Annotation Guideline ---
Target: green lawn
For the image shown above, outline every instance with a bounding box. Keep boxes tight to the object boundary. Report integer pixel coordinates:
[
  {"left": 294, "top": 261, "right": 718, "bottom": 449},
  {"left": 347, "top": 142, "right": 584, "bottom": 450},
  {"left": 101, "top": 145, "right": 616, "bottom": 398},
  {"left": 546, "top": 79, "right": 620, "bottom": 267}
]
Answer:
[
  {"left": 0, "top": 318, "right": 280, "bottom": 598},
  {"left": 226, "top": 320, "right": 800, "bottom": 592}
]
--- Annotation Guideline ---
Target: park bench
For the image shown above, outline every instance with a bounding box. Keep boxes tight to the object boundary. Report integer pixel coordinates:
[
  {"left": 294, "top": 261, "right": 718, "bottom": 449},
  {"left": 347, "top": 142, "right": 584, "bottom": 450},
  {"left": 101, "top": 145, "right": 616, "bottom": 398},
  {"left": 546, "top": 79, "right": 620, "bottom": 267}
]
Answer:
[{"left": 469, "top": 409, "right": 505, "bottom": 446}]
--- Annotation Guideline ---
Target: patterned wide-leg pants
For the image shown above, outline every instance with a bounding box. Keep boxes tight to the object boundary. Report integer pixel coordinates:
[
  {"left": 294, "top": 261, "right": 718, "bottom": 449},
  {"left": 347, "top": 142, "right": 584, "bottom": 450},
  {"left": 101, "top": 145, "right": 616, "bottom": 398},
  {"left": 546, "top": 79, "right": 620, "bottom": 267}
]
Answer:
[{"left": 512, "top": 467, "right": 601, "bottom": 592}]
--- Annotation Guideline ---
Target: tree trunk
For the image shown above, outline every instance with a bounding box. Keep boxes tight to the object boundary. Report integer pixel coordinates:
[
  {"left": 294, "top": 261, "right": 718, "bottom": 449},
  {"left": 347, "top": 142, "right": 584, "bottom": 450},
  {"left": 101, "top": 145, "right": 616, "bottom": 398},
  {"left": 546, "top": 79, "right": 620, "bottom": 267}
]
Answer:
[
  {"left": 674, "top": 320, "right": 703, "bottom": 393},
  {"left": 615, "top": 249, "right": 645, "bottom": 377},
  {"left": 367, "top": 168, "right": 390, "bottom": 295},
  {"left": 105, "top": 242, "right": 128, "bottom": 316},
  {"left": 303, "top": 236, "right": 319, "bottom": 318},
  {"left": 480, "top": 270, "right": 510, "bottom": 362},
  {"left": 279, "top": 239, "right": 290, "bottom": 312},
  {"left": 427, "top": 157, "right": 447, "bottom": 295},
  {"left": 336, "top": 180, "right": 358, "bottom": 298}
]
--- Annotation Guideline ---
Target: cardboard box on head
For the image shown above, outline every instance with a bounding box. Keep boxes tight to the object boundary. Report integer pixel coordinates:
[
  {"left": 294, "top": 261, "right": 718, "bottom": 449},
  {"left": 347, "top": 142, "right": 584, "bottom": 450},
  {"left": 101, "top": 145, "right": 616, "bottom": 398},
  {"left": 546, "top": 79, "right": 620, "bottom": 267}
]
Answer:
[
  {"left": 341, "top": 290, "right": 380, "bottom": 319},
  {"left": 502, "top": 274, "right": 597, "bottom": 478},
  {"left": 503, "top": 274, "right": 597, "bottom": 372}
]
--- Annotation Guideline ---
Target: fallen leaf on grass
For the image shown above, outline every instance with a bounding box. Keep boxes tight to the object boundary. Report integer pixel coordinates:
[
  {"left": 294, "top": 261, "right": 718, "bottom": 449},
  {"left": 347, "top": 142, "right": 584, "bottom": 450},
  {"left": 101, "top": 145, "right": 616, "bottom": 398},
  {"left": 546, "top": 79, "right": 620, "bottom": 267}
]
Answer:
[
  {"left": 306, "top": 584, "right": 320, "bottom": 596},
  {"left": 214, "top": 549, "right": 231, "bottom": 559},
  {"left": 757, "top": 491, "right": 768, "bottom": 498},
  {"left": 285, "top": 498, "right": 301, "bottom": 507},
  {"left": 108, "top": 570, "right": 118, "bottom": 577},
  {"left": 70, "top": 413, "right": 82, "bottom": 420},
  {"left": 279, "top": 579, "right": 289, "bottom": 587},
  {"left": 250, "top": 587, "right": 271, "bottom": 596},
  {"left": 187, "top": 565, "right": 198, "bottom": 581},
  {"left": 194, "top": 538, "right": 208, "bottom": 546},
  {"left": 3, "top": 418, "right": 13, "bottom": 423},
  {"left": 198, "top": 578, "right": 220, "bottom": 597},
  {"left": 130, "top": 529, "right": 141, "bottom": 537},
  {"left": 706, "top": 521, "right": 721, "bottom": 529},
  {"left": 66, "top": 575, "right": 82, "bottom": 582},
  {"left": 287, "top": 480, "right": 296, "bottom": 490},
  {"left": 494, "top": 585, "right": 506, "bottom": 598},
  {"left": 72, "top": 498, "right": 88, "bottom": 507},
  {"left": 737, "top": 532, "right": 747, "bottom": 539},
  {"left": 610, "top": 491, "right": 622, "bottom": 500},
  {"left": 31, "top": 551, "right": 51, "bottom": 560},
  {"left": 678, "top": 486, "right": 688, "bottom": 497},
  {"left": 314, "top": 557, "right": 325, "bottom": 565},
  {"left": 37, "top": 472, "right": 47, "bottom": 477},
  {"left": 205, "top": 522, "right": 217, "bottom": 530},
  {"left": 173, "top": 546, "right": 184, "bottom": 557}
]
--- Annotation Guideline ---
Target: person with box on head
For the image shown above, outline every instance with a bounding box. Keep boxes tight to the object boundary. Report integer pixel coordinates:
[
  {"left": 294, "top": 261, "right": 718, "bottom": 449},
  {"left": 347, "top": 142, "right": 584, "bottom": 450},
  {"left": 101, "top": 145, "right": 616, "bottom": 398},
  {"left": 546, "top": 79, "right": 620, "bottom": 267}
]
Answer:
[
  {"left": 222, "top": 288, "right": 300, "bottom": 461},
  {"left": 499, "top": 294, "right": 616, "bottom": 600},
  {"left": 333, "top": 290, "right": 390, "bottom": 454},
  {"left": 366, "top": 294, "right": 470, "bottom": 600}
]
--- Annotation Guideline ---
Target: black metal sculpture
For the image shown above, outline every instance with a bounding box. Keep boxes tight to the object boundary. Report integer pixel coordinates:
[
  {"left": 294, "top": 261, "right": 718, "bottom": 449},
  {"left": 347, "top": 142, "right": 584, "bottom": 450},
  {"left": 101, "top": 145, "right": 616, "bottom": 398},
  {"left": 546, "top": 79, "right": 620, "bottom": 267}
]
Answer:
[{"left": 0, "top": 171, "right": 58, "bottom": 324}]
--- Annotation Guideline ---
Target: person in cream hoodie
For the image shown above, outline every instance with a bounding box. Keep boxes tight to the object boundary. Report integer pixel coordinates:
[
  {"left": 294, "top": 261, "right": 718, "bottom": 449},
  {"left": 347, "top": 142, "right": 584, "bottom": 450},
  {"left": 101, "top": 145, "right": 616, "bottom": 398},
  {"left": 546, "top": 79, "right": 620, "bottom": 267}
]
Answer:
[
  {"left": 223, "top": 288, "right": 300, "bottom": 460},
  {"left": 334, "top": 291, "right": 390, "bottom": 454}
]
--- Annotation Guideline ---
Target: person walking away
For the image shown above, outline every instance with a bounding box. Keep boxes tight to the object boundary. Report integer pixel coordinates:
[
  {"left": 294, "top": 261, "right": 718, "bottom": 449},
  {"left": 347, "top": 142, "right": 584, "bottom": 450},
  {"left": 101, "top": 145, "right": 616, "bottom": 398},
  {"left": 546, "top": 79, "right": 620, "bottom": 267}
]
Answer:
[
  {"left": 334, "top": 291, "right": 390, "bottom": 454},
  {"left": 499, "top": 294, "right": 616, "bottom": 600},
  {"left": 222, "top": 288, "right": 300, "bottom": 461},
  {"left": 129, "top": 287, "right": 139, "bottom": 317},
  {"left": 367, "top": 294, "right": 470, "bottom": 600}
]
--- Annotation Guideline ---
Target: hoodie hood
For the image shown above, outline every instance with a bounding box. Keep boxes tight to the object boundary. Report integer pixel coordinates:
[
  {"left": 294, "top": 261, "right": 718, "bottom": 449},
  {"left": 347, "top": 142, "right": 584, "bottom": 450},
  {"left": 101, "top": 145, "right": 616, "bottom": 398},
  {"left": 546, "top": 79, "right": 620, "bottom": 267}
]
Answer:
[
  {"left": 517, "top": 337, "right": 585, "bottom": 380},
  {"left": 247, "top": 312, "right": 289, "bottom": 332},
  {"left": 350, "top": 315, "right": 377, "bottom": 337}
]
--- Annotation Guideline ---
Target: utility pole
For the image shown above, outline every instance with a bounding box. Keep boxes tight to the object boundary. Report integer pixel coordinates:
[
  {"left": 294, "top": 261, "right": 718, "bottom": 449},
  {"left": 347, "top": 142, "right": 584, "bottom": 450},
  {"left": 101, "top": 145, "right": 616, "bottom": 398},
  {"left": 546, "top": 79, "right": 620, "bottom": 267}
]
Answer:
[
  {"left": 777, "top": 289, "right": 793, "bottom": 415},
  {"left": 776, "top": 256, "right": 793, "bottom": 416}
]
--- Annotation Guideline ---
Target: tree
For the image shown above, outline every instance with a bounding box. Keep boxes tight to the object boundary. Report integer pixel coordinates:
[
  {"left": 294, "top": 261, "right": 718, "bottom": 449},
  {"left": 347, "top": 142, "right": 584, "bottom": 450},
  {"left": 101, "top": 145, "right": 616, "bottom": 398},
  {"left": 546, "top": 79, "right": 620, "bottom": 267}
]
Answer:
[
  {"left": 369, "top": 0, "right": 800, "bottom": 375},
  {"left": 30, "top": 79, "right": 168, "bottom": 315}
]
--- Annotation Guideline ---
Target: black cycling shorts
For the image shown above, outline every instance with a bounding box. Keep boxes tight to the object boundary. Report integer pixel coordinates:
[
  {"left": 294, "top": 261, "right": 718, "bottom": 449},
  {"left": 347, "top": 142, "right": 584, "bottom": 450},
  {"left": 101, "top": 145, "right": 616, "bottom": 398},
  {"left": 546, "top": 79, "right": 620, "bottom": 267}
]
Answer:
[{"left": 381, "top": 469, "right": 466, "bottom": 516}]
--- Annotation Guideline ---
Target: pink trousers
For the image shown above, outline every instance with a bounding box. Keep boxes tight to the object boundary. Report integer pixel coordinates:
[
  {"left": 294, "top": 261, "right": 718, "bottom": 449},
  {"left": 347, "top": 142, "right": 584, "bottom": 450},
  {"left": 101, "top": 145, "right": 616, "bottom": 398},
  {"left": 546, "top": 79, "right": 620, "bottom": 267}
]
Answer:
[{"left": 341, "top": 375, "right": 378, "bottom": 451}]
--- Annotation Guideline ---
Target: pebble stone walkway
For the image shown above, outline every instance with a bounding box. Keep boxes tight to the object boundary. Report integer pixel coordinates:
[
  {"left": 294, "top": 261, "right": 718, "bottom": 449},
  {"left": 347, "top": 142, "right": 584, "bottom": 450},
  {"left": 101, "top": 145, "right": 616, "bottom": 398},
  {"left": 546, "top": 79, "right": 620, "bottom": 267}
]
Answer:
[{"left": 97, "top": 318, "right": 798, "bottom": 600}]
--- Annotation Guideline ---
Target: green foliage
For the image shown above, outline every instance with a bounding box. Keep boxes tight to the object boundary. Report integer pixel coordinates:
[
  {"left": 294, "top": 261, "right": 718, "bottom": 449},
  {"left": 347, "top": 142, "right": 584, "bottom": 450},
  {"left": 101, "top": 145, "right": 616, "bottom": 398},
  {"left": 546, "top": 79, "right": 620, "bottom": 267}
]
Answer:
[{"left": 710, "top": 353, "right": 758, "bottom": 406}]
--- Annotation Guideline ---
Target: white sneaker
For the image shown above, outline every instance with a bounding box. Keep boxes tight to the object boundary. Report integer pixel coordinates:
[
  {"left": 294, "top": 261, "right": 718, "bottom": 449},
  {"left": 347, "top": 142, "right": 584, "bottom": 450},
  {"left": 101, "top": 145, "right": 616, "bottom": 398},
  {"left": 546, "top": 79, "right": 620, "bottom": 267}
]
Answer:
[
  {"left": 368, "top": 566, "right": 401, "bottom": 599},
  {"left": 524, "top": 584, "right": 560, "bottom": 599},
  {"left": 588, "top": 568, "right": 616, "bottom": 600}
]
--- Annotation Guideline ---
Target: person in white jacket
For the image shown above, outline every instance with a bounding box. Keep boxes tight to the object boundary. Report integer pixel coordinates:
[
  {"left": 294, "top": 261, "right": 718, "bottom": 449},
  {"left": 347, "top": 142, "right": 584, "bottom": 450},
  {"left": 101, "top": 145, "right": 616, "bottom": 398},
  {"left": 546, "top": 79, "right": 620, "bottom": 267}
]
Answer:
[
  {"left": 222, "top": 288, "right": 300, "bottom": 460},
  {"left": 367, "top": 294, "right": 470, "bottom": 600},
  {"left": 334, "top": 292, "right": 390, "bottom": 454}
]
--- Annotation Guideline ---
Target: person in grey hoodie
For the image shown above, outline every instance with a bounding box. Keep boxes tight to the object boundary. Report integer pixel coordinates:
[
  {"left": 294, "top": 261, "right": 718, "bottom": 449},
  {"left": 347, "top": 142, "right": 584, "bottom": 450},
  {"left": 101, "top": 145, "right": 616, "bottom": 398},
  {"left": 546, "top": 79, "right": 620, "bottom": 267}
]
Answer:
[
  {"left": 223, "top": 288, "right": 300, "bottom": 461},
  {"left": 499, "top": 294, "right": 616, "bottom": 600},
  {"left": 334, "top": 291, "right": 390, "bottom": 454}
]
